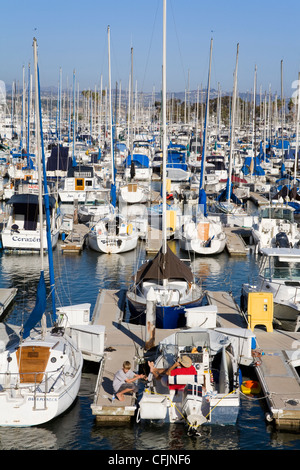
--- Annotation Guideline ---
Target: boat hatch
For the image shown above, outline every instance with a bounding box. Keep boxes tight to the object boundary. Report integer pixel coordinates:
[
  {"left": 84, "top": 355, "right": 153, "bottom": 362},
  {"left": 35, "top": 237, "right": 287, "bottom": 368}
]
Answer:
[{"left": 16, "top": 346, "right": 51, "bottom": 383}]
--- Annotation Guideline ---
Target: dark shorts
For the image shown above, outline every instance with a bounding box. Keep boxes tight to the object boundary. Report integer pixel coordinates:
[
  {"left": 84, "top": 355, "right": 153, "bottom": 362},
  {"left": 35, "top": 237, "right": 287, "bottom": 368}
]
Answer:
[{"left": 117, "top": 383, "right": 137, "bottom": 393}]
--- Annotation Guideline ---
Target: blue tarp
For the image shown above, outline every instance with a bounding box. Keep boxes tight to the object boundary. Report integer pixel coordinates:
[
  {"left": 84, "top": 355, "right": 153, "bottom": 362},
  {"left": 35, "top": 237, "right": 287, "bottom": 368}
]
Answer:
[
  {"left": 167, "top": 150, "right": 186, "bottom": 164},
  {"left": 288, "top": 202, "right": 300, "bottom": 214},
  {"left": 168, "top": 143, "right": 186, "bottom": 151},
  {"left": 124, "top": 154, "right": 150, "bottom": 168},
  {"left": 241, "top": 156, "right": 265, "bottom": 176},
  {"left": 275, "top": 139, "right": 290, "bottom": 150},
  {"left": 22, "top": 271, "right": 47, "bottom": 339}
]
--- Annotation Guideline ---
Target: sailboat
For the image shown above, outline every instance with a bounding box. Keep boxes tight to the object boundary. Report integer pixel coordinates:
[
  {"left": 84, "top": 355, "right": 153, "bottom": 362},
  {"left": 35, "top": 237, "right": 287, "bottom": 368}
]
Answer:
[
  {"left": 88, "top": 26, "right": 139, "bottom": 254},
  {"left": 212, "top": 44, "right": 248, "bottom": 226},
  {"left": 180, "top": 38, "right": 226, "bottom": 256},
  {"left": 126, "top": 0, "right": 202, "bottom": 329},
  {"left": 0, "top": 39, "right": 84, "bottom": 427}
]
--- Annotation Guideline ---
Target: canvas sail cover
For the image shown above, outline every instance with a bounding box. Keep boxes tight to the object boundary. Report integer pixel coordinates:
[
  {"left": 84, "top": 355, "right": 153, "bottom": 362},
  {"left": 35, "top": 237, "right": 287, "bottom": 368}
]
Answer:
[
  {"left": 22, "top": 271, "right": 47, "bottom": 339},
  {"left": 135, "top": 245, "right": 194, "bottom": 284},
  {"left": 46, "top": 145, "right": 72, "bottom": 171}
]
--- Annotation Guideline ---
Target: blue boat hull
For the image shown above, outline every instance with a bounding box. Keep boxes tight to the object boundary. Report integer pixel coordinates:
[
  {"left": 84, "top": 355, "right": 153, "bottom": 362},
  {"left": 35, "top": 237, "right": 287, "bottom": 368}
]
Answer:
[{"left": 127, "top": 296, "right": 203, "bottom": 329}]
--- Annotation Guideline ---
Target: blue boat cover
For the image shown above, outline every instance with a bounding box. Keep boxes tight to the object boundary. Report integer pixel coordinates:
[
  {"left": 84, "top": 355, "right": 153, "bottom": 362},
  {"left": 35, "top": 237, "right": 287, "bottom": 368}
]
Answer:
[
  {"left": 241, "top": 156, "right": 265, "bottom": 176},
  {"left": 198, "top": 188, "right": 207, "bottom": 216},
  {"left": 125, "top": 154, "right": 150, "bottom": 168},
  {"left": 22, "top": 271, "right": 47, "bottom": 339}
]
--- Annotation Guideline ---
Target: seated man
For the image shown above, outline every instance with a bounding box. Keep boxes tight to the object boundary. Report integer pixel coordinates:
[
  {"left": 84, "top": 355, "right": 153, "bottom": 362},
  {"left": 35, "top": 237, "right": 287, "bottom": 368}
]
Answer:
[
  {"left": 113, "top": 360, "right": 146, "bottom": 401},
  {"left": 148, "top": 355, "right": 197, "bottom": 390}
]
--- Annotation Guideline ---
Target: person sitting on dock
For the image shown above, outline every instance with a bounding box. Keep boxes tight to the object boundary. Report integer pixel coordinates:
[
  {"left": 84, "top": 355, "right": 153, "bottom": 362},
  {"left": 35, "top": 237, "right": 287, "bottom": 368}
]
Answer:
[{"left": 113, "top": 360, "right": 146, "bottom": 401}]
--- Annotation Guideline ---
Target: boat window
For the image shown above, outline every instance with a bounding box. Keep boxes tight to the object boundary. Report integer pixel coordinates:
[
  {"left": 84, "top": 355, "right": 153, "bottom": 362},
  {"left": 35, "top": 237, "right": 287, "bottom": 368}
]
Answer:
[
  {"left": 268, "top": 258, "right": 300, "bottom": 280},
  {"left": 260, "top": 207, "right": 294, "bottom": 222},
  {"left": 175, "top": 331, "right": 210, "bottom": 350}
]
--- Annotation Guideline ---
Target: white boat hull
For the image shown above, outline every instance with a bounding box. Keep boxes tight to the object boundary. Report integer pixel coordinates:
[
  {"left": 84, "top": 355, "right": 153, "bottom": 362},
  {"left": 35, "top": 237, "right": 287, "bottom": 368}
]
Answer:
[
  {"left": 1, "top": 230, "right": 59, "bottom": 252},
  {"left": 0, "top": 330, "right": 83, "bottom": 427},
  {"left": 180, "top": 235, "right": 226, "bottom": 255},
  {"left": 88, "top": 232, "right": 138, "bottom": 254},
  {"left": 0, "top": 365, "right": 81, "bottom": 427}
]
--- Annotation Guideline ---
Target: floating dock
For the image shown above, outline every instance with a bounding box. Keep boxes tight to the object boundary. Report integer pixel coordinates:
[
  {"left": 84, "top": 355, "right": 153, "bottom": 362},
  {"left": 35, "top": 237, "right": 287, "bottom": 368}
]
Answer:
[
  {"left": 61, "top": 224, "right": 89, "bottom": 253},
  {"left": 0, "top": 288, "right": 17, "bottom": 318},
  {"left": 224, "top": 227, "right": 248, "bottom": 256},
  {"left": 145, "top": 227, "right": 162, "bottom": 253},
  {"left": 90, "top": 287, "right": 300, "bottom": 429},
  {"left": 90, "top": 289, "right": 177, "bottom": 422},
  {"left": 206, "top": 290, "right": 300, "bottom": 430},
  {"left": 249, "top": 191, "right": 269, "bottom": 206},
  {"left": 90, "top": 289, "right": 137, "bottom": 422}
]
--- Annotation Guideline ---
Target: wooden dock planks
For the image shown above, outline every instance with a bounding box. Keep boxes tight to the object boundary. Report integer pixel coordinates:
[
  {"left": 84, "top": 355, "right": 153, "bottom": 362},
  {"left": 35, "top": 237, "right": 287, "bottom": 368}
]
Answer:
[
  {"left": 206, "top": 290, "right": 247, "bottom": 328},
  {"left": 223, "top": 227, "right": 248, "bottom": 256},
  {"left": 254, "top": 329, "right": 300, "bottom": 430},
  {"left": 61, "top": 224, "right": 89, "bottom": 253},
  {"left": 91, "top": 289, "right": 140, "bottom": 422}
]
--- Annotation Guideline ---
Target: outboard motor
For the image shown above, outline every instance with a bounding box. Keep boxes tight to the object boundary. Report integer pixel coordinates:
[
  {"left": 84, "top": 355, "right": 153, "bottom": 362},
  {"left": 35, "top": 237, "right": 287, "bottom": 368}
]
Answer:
[{"left": 275, "top": 231, "right": 290, "bottom": 248}]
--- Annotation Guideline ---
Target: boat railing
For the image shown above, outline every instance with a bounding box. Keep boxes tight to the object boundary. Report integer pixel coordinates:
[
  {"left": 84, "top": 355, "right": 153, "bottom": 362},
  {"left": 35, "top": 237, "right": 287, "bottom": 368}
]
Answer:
[{"left": 0, "top": 365, "right": 67, "bottom": 410}]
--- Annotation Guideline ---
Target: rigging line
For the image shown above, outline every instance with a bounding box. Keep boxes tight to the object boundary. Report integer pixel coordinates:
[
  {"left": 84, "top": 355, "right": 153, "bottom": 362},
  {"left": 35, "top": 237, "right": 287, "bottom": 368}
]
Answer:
[{"left": 141, "top": 0, "right": 160, "bottom": 92}]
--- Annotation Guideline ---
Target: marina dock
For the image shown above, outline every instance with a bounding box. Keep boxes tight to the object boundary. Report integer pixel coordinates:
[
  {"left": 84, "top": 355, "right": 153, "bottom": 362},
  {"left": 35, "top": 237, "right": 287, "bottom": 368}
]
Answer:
[
  {"left": 206, "top": 290, "right": 300, "bottom": 430},
  {"left": 90, "top": 289, "right": 178, "bottom": 422},
  {"left": 90, "top": 289, "right": 139, "bottom": 422},
  {"left": 145, "top": 227, "right": 162, "bottom": 253},
  {"left": 90, "top": 287, "right": 300, "bottom": 429},
  {"left": 61, "top": 224, "right": 89, "bottom": 253},
  {"left": 0, "top": 288, "right": 17, "bottom": 318},
  {"left": 224, "top": 227, "right": 248, "bottom": 256}
]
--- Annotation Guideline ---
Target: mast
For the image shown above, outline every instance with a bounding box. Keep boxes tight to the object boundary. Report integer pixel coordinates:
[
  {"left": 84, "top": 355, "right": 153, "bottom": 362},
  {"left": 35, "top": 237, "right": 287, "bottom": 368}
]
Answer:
[
  {"left": 162, "top": 0, "right": 167, "bottom": 254},
  {"left": 72, "top": 69, "right": 76, "bottom": 166},
  {"left": 130, "top": 47, "right": 134, "bottom": 156},
  {"left": 281, "top": 60, "right": 284, "bottom": 160},
  {"left": 33, "top": 38, "right": 44, "bottom": 262},
  {"left": 199, "top": 37, "right": 213, "bottom": 192},
  {"left": 108, "top": 25, "right": 116, "bottom": 207},
  {"left": 33, "top": 37, "right": 57, "bottom": 319},
  {"left": 294, "top": 71, "right": 300, "bottom": 186},
  {"left": 252, "top": 65, "right": 257, "bottom": 163},
  {"left": 27, "top": 63, "right": 31, "bottom": 156},
  {"left": 108, "top": 25, "right": 114, "bottom": 185},
  {"left": 226, "top": 43, "right": 239, "bottom": 205}
]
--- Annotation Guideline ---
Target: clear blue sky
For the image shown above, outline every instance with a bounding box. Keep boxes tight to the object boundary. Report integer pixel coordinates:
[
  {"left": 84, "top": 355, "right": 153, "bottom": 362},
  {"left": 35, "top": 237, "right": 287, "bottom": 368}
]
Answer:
[{"left": 1, "top": 0, "right": 299, "bottom": 97}]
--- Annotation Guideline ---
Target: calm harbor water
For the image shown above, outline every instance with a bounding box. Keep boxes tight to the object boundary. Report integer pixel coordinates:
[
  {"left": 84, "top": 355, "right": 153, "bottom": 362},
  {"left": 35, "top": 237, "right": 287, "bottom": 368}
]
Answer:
[{"left": 0, "top": 238, "right": 300, "bottom": 451}]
